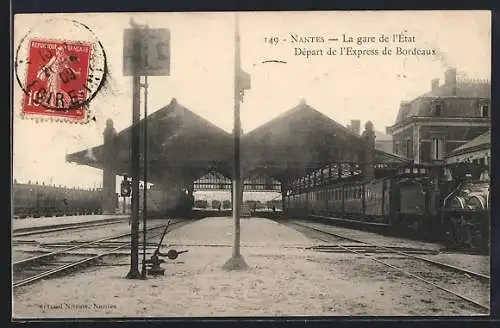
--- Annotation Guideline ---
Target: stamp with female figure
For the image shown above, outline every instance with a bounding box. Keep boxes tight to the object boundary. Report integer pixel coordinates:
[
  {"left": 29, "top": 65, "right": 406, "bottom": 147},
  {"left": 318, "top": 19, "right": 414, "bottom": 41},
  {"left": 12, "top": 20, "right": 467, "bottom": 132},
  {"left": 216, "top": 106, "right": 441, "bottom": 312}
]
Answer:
[
  {"left": 23, "top": 40, "right": 92, "bottom": 120},
  {"left": 15, "top": 19, "right": 108, "bottom": 123}
]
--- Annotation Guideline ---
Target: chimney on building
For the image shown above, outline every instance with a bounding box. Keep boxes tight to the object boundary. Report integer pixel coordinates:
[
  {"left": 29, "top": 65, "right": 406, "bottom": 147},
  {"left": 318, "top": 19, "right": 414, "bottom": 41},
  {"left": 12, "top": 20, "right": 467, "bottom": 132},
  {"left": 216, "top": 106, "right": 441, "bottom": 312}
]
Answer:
[
  {"left": 349, "top": 119, "right": 361, "bottom": 135},
  {"left": 431, "top": 78, "right": 440, "bottom": 93},
  {"left": 444, "top": 68, "right": 457, "bottom": 96}
]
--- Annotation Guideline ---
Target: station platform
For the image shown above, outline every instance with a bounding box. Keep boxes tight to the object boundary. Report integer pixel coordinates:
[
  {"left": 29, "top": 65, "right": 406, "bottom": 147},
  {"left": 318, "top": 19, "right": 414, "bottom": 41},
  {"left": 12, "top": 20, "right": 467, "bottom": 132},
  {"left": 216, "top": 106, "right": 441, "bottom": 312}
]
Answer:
[
  {"left": 12, "top": 214, "right": 129, "bottom": 232},
  {"left": 13, "top": 217, "right": 489, "bottom": 317}
]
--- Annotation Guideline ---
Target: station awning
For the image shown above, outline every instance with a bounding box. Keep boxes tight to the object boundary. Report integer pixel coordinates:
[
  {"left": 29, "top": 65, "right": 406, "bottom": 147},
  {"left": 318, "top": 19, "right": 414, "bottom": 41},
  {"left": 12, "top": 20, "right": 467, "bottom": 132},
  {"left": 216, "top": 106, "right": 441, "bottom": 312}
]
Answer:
[
  {"left": 445, "top": 130, "right": 490, "bottom": 164},
  {"left": 66, "top": 99, "right": 233, "bottom": 186}
]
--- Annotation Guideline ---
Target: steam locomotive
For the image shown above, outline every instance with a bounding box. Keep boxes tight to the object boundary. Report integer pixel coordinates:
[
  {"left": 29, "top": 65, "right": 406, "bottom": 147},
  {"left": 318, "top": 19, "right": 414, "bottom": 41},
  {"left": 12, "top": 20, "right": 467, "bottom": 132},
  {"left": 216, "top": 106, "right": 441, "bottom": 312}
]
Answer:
[
  {"left": 13, "top": 181, "right": 105, "bottom": 218},
  {"left": 283, "top": 162, "right": 490, "bottom": 250}
]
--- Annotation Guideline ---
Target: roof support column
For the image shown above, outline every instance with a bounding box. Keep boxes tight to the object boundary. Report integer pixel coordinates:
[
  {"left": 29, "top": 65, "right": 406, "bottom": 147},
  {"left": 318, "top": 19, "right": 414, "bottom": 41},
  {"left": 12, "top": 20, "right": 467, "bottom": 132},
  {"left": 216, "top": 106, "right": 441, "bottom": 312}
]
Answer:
[{"left": 102, "top": 119, "right": 117, "bottom": 214}]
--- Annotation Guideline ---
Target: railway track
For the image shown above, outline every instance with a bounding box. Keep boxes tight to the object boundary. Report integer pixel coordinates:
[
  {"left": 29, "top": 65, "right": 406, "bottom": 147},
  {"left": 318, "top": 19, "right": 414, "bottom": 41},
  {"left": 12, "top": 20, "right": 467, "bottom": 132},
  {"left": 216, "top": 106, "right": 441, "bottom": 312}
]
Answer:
[
  {"left": 13, "top": 217, "right": 128, "bottom": 238},
  {"left": 13, "top": 219, "right": 186, "bottom": 289},
  {"left": 308, "top": 214, "right": 488, "bottom": 255},
  {"left": 288, "top": 220, "right": 490, "bottom": 314}
]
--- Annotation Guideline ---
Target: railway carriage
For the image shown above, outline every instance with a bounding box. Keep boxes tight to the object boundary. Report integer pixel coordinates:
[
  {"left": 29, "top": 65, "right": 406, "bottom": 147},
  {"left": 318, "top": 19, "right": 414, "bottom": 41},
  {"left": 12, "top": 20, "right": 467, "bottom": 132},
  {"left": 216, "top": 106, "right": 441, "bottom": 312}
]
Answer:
[
  {"left": 283, "top": 162, "right": 490, "bottom": 250},
  {"left": 13, "top": 182, "right": 103, "bottom": 218}
]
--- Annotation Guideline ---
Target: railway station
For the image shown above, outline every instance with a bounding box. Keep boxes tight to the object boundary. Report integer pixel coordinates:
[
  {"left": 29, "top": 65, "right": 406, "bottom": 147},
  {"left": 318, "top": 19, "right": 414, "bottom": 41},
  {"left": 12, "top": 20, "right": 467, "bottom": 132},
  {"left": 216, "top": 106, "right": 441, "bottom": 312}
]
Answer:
[
  {"left": 12, "top": 12, "right": 491, "bottom": 318},
  {"left": 12, "top": 90, "right": 492, "bottom": 316}
]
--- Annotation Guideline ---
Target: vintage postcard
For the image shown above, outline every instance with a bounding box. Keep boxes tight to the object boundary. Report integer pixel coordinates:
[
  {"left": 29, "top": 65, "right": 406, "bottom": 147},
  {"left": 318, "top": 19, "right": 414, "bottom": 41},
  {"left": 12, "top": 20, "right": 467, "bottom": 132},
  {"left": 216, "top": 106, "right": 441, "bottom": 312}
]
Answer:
[{"left": 12, "top": 11, "right": 491, "bottom": 319}]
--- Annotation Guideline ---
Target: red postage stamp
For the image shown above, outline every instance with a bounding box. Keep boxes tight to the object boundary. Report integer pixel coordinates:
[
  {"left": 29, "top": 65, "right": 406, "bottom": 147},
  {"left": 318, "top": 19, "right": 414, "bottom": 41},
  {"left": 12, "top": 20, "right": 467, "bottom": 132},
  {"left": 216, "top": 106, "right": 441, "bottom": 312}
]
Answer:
[{"left": 21, "top": 39, "right": 93, "bottom": 121}]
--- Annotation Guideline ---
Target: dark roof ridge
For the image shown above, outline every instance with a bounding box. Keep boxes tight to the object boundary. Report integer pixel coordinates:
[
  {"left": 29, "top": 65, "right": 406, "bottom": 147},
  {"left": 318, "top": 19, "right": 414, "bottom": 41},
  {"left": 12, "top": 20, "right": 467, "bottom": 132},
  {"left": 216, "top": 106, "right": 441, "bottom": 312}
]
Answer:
[{"left": 244, "top": 101, "right": 362, "bottom": 140}]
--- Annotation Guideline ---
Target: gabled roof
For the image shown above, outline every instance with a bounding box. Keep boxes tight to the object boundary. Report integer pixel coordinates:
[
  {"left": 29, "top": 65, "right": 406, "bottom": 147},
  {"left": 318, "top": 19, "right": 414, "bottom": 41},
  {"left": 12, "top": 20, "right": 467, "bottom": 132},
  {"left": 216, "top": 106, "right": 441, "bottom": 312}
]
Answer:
[
  {"left": 241, "top": 101, "right": 367, "bottom": 180},
  {"left": 66, "top": 99, "right": 233, "bottom": 184},
  {"left": 244, "top": 101, "right": 362, "bottom": 140}
]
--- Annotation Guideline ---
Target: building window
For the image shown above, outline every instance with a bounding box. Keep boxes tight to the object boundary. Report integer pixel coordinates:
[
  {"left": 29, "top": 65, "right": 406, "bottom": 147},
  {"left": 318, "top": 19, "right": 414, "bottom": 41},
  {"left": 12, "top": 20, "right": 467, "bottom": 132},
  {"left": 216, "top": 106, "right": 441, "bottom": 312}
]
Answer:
[
  {"left": 435, "top": 104, "right": 442, "bottom": 116},
  {"left": 406, "top": 139, "right": 412, "bottom": 158},
  {"left": 481, "top": 104, "right": 489, "bottom": 118},
  {"left": 431, "top": 137, "right": 444, "bottom": 160},
  {"left": 394, "top": 142, "right": 400, "bottom": 155},
  {"left": 432, "top": 138, "right": 438, "bottom": 160}
]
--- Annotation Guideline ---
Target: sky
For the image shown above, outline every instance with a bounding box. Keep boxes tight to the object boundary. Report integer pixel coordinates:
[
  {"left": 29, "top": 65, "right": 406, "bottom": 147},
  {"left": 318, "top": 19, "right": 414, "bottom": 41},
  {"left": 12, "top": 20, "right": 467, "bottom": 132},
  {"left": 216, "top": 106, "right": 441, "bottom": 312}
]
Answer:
[{"left": 12, "top": 11, "right": 491, "bottom": 189}]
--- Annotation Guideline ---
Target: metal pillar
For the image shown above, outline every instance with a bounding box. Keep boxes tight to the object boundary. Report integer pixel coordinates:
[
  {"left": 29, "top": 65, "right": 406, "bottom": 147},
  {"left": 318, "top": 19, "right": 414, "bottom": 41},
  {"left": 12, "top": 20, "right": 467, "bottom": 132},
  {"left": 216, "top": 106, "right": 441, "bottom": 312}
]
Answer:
[
  {"left": 223, "top": 14, "right": 248, "bottom": 271},
  {"left": 141, "top": 75, "right": 149, "bottom": 279},
  {"left": 231, "top": 74, "right": 242, "bottom": 257},
  {"left": 126, "top": 27, "right": 142, "bottom": 279}
]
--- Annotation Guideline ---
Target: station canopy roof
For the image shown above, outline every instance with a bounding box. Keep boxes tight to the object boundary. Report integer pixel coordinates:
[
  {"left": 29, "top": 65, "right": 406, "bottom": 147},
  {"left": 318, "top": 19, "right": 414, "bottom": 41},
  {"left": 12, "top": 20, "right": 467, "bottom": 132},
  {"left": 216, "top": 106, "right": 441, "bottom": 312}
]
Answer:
[
  {"left": 66, "top": 99, "right": 409, "bottom": 187},
  {"left": 445, "top": 130, "right": 491, "bottom": 162}
]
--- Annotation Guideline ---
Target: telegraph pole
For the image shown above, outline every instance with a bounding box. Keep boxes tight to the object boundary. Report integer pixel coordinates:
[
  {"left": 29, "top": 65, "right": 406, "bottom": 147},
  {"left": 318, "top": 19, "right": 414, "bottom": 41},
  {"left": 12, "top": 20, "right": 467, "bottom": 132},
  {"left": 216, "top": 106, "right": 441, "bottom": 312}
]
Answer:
[
  {"left": 223, "top": 13, "right": 248, "bottom": 271},
  {"left": 126, "top": 24, "right": 142, "bottom": 279}
]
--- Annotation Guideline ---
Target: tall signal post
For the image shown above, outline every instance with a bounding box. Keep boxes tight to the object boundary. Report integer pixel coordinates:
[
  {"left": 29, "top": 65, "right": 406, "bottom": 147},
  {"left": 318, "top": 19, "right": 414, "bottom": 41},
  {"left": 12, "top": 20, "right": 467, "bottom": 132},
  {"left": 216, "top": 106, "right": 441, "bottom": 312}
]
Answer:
[
  {"left": 123, "top": 20, "right": 170, "bottom": 279},
  {"left": 125, "top": 24, "right": 142, "bottom": 279},
  {"left": 223, "top": 13, "right": 251, "bottom": 271}
]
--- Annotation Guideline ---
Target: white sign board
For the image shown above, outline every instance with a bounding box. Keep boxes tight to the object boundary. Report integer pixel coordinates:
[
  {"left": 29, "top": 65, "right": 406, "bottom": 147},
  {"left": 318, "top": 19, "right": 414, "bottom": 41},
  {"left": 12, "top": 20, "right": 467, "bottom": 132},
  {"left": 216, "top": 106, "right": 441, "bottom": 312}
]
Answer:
[{"left": 123, "top": 28, "right": 170, "bottom": 76}]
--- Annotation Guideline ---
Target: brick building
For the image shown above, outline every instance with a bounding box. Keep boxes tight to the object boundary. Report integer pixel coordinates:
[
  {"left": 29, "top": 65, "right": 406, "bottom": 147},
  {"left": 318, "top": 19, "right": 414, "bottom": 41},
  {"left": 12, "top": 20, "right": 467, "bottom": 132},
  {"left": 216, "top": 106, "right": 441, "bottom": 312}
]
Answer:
[{"left": 386, "top": 68, "right": 491, "bottom": 164}]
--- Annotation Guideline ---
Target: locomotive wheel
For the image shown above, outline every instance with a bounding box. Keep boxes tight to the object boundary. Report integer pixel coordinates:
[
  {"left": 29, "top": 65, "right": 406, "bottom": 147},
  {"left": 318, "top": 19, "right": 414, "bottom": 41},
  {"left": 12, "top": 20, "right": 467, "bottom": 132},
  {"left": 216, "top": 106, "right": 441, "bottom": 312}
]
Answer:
[
  {"left": 448, "top": 214, "right": 484, "bottom": 249},
  {"left": 464, "top": 216, "right": 486, "bottom": 250}
]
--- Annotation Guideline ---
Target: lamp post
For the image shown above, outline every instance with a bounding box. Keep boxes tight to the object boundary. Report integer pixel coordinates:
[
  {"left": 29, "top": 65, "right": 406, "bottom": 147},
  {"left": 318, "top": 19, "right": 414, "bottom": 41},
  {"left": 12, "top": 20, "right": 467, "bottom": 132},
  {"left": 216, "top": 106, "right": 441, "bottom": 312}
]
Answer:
[{"left": 222, "top": 13, "right": 250, "bottom": 271}]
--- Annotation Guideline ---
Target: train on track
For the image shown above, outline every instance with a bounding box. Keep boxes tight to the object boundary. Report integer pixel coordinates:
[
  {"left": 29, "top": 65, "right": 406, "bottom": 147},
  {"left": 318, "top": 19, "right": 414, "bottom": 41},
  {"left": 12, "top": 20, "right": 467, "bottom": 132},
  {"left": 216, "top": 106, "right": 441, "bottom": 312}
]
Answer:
[
  {"left": 13, "top": 181, "right": 105, "bottom": 218},
  {"left": 139, "top": 186, "right": 194, "bottom": 218},
  {"left": 283, "top": 162, "right": 490, "bottom": 250}
]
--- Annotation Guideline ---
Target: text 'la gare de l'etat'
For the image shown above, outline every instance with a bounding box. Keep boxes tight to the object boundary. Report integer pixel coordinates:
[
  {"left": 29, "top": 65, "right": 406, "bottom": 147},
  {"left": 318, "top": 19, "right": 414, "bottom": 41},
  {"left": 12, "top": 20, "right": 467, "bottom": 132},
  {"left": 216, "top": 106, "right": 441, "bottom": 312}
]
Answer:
[{"left": 263, "top": 32, "right": 437, "bottom": 59}]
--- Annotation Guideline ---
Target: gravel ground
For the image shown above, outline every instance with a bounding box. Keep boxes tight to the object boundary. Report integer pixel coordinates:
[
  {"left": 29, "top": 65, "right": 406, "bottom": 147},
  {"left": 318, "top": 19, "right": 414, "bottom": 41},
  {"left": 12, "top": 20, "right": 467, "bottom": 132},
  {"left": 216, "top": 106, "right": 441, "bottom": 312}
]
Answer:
[
  {"left": 287, "top": 219, "right": 490, "bottom": 313},
  {"left": 12, "top": 217, "right": 490, "bottom": 318},
  {"left": 421, "top": 253, "right": 491, "bottom": 276},
  {"left": 380, "top": 256, "right": 489, "bottom": 308}
]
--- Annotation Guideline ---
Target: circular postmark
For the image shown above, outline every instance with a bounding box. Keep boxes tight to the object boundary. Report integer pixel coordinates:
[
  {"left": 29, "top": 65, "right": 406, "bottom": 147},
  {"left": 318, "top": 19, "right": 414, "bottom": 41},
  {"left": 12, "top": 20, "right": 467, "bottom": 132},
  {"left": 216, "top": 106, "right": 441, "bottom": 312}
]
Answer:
[{"left": 14, "top": 18, "right": 108, "bottom": 123}]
